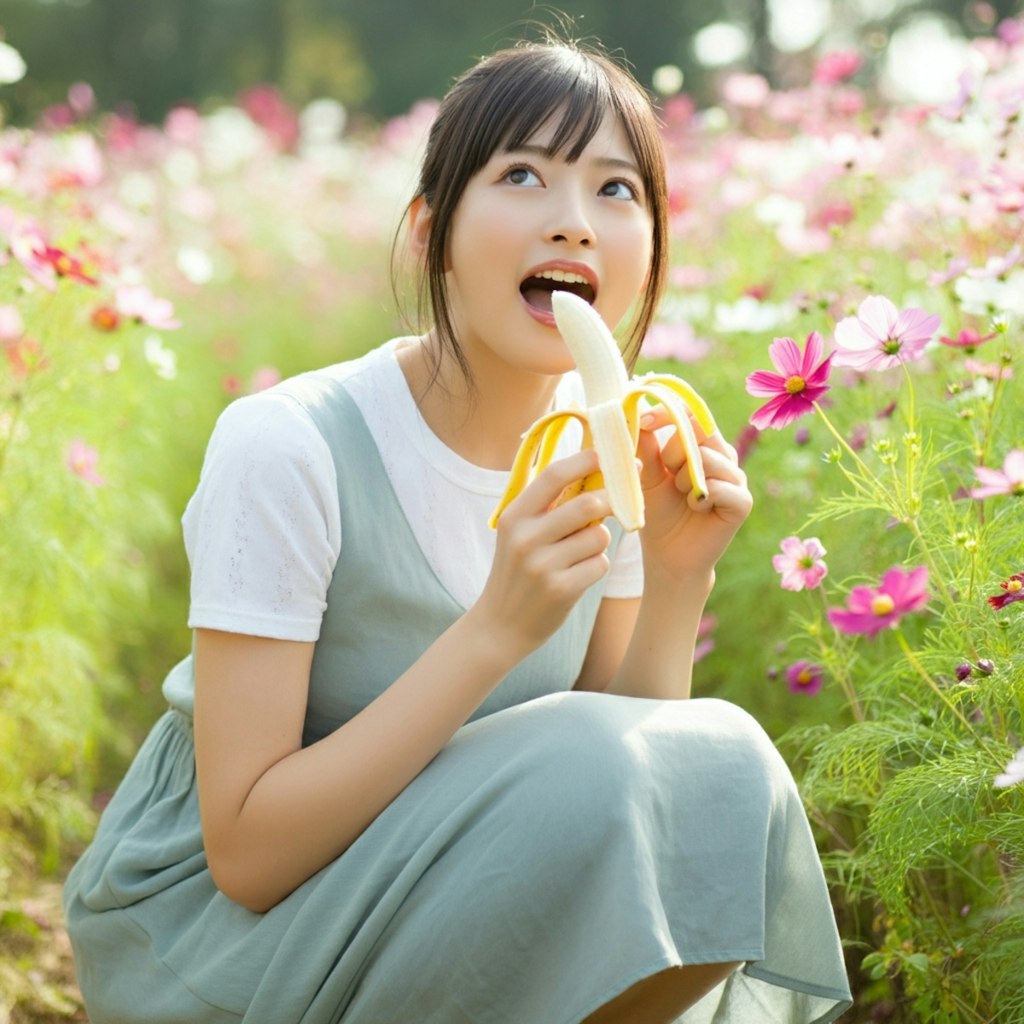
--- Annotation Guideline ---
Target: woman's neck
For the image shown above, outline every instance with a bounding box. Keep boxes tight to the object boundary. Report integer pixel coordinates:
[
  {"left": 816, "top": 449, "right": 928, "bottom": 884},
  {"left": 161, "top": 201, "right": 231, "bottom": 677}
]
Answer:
[{"left": 395, "top": 335, "right": 561, "bottom": 470}]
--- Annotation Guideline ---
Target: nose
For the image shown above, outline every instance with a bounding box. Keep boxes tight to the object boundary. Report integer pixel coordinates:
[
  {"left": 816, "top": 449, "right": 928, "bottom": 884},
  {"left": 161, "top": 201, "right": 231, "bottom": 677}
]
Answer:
[{"left": 547, "top": 187, "right": 594, "bottom": 248}]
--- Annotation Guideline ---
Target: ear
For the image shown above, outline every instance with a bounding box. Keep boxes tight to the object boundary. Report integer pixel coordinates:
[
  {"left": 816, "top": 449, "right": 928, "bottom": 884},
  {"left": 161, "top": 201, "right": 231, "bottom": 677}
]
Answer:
[{"left": 407, "top": 195, "right": 433, "bottom": 256}]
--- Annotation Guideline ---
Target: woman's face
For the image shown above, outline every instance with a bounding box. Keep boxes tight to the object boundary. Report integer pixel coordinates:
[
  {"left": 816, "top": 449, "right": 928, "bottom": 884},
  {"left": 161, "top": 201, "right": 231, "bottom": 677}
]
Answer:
[{"left": 441, "top": 110, "right": 654, "bottom": 382}]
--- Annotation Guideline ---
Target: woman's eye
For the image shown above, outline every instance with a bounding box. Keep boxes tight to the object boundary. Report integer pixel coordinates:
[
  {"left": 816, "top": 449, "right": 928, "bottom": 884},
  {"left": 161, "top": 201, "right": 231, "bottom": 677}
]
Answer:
[
  {"left": 504, "top": 166, "right": 542, "bottom": 186},
  {"left": 601, "top": 179, "right": 639, "bottom": 201}
]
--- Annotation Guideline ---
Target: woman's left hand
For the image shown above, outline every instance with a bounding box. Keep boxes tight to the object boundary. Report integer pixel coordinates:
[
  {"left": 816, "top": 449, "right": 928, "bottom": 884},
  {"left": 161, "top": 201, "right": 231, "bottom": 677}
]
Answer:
[{"left": 634, "top": 407, "right": 753, "bottom": 580}]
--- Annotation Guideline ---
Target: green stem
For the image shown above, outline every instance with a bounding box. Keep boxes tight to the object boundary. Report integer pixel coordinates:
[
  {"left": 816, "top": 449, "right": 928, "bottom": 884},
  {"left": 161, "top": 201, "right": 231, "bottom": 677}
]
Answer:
[
  {"left": 903, "top": 517, "right": 959, "bottom": 616},
  {"left": 900, "top": 361, "right": 918, "bottom": 517},
  {"left": 813, "top": 401, "right": 882, "bottom": 487},
  {"left": 977, "top": 335, "right": 1010, "bottom": 469},
  {"left": 894, "top": 630, "right": 984, "bottom": 743},
  {"left": 817, "top": 588, "right": 865, "bottom": 722}
]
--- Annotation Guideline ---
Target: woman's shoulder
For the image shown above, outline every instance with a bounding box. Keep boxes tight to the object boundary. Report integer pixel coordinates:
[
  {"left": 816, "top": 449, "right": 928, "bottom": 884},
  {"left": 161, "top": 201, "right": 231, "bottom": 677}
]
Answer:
[{"left": 208, "top": 339, "right": 405, "bottom": 455}]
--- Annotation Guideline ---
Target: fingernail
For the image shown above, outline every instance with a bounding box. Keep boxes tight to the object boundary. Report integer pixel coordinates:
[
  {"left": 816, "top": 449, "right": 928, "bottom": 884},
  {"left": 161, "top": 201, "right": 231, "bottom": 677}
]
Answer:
[{"left": 640, "top": 413, "right": 655, "bottom": 429}]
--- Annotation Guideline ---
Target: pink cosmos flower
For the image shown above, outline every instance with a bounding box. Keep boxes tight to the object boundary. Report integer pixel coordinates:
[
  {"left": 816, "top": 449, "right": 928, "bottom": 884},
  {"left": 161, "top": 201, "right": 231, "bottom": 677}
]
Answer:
[
  {"left": 989, "top": 573, "right": 1024, "bottom": 610},
  {"left": 249, "top": 366, "right": 282, "bottom": 392},
  {"left": 966, "top": 244, "right": 1022, "bottom": 279},
  {"left": 994, "top": 748, "right": 1024, "bottom": 789},
  {"left": 66, "top": 439, "right": 105, "bottom": 486},
  {"left": 813, "top": 51, "right": 862, "bottom": 85},
  {"left": 827, "top": 566, "right": 930, "bottom": 639},
  {"left": 745, "top": 331, "right": 833, "bottom": 430},
  {"left": 642, "top": 322, "right": 710, "bottom": 363},
  {"left": 5, "top": 337, "right": 47, "bottom": 378},
  {"left": 832, "top": 295, "right": 940, "bottom": 371},
  {"left": 7, "top": 216, "right": 57, "bottom": 289},
  {"left": 773, "top": 536, "right": 828, "bottom": 591},
  {"left": 927, "top": 256, "right": 969, "bottom": 286},
  {"left": 115, "top": 285, "right": 181, "bottom": 330},
  {"left": 785, "top": 661, "right": 823, "bottom": 696},
  {"left": 722, "top": 73, "right": 770, "bottom": 108},
  {"left": 939, "top": 328, "right": 996, "bottom": 349},
  {"left": 964, "top": 358, "right": 1013, "bottom": 381},
  {"left": 968, "top": 450, "right": 1024, "bottom": 499}
]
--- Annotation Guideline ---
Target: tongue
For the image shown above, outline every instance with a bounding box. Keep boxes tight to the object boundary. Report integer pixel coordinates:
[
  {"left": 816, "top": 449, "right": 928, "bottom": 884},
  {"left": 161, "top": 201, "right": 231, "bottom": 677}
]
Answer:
[{"left": 523, "top": 285, "right": 555, "bottom": 312}]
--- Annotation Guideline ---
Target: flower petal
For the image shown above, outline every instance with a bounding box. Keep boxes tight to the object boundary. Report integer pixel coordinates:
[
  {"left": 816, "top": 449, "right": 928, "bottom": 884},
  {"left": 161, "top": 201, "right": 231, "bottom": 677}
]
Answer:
[
  {"left": 767, "top": 336, "right": 804, "bottom": 375},
  {"left": 857, "top": 295, "right": 899, "bottom": 340},
  {"left": 800, "top": 331, "right": 824, "bottom": 374},
  {"left": 892, "top": 308, "right": 940, "bottom": 344},
  {"left": 745, "top": 369, "right": 788, "bottom": 397},
  {"left": 1003, "top": 449, "right": 1024, "bottom": 480},
  {"left": 833, "top": 316, "right": 876, "bottom": 352}
]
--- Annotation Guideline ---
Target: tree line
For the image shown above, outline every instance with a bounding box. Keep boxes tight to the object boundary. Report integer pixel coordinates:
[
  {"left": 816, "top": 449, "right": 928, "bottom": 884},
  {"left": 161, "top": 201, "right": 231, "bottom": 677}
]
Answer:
[{"left": 1, "top": 0, "right": 1021, "bottom": 126}]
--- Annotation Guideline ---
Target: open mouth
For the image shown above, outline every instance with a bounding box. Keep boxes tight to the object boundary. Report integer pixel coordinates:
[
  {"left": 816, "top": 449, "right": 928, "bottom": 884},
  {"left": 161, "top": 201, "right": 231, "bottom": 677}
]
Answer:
[{"left": 520, "top": 270, "right": 596, "bottom": 314}]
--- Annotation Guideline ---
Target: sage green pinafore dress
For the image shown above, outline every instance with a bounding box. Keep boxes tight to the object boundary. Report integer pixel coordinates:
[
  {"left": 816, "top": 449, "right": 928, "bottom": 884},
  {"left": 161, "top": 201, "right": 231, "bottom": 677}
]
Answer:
[{"left": 64, "top": 370, "right": 852, "bottom": 1023}]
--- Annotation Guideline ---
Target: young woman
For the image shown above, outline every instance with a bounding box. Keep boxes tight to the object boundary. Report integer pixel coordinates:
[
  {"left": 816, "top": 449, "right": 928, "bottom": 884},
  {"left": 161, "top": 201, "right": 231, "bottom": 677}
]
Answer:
[{"left": 64, "top": 39, "right": 852, "bottom": 1023}]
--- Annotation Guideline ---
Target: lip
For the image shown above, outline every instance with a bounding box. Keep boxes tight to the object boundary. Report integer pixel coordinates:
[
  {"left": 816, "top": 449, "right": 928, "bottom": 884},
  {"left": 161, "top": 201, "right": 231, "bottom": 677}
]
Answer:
[{"left": 520, "top": 259, "right": 599, "bottom": 327}]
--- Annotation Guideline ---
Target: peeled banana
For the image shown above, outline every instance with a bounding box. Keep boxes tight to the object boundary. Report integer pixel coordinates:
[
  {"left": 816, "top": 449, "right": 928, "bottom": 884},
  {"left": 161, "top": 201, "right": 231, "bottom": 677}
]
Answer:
[{"left": 489, "top": 290, "right": 717, "bottom": 533}]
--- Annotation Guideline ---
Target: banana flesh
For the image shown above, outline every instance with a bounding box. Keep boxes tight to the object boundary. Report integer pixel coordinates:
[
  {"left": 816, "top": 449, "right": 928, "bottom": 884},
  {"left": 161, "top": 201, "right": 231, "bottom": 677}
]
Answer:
[{"left": 489, "top": 290, "right": 717, "bottom": 532}]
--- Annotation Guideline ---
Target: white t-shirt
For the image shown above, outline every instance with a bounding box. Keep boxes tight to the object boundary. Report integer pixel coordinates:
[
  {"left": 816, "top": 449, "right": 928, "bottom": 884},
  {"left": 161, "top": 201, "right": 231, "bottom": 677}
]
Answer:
[{"left": 183, "top": 339, "right": 643, "bottom": 641}]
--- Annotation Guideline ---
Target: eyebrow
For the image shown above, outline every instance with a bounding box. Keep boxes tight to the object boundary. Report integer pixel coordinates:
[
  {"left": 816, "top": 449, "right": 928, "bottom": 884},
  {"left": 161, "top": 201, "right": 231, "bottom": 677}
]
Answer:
[{"left": 504, "top": 143, "right": 642, "bottom": 177}]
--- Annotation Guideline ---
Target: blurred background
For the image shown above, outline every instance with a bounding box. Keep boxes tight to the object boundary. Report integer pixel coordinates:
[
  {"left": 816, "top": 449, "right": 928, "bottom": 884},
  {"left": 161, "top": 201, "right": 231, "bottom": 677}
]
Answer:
[{"left": 2, "top": 0, "right": 1023, "bottom": 125}]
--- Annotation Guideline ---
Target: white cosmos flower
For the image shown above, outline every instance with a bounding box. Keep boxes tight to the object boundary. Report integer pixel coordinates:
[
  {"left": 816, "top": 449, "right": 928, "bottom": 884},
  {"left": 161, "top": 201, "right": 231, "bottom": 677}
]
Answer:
[
  {"left": 994, "top": 748, "right": 1024, "bottom": 789},
  {"left": 144, "top": 336, "right": 178, "bottom": 380},
  {"left": 0, "top": 42, "right": 27, "bottom": 85},
  {"left": 714, "top": 296, "right": 795, "bottom": 334}
]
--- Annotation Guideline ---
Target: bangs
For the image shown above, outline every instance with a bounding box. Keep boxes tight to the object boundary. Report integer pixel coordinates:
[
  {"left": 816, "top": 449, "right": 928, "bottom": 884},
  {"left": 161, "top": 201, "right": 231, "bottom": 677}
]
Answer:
[{"left": 496, "top": 58, "right": 611, "bottom": 161}]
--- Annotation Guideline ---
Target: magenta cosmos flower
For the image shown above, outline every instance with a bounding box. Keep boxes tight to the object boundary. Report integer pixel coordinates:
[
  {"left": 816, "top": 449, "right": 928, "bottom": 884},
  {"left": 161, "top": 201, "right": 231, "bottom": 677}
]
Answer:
[
  {"left": 785, "top": 661, "right": 824, "bottom": 696},
  {"left": 989, "top": 573, "right": 1024, "bottom": 610},
  {"left": 827, "top": 566, "right": 930, "bottom": 639},
  {"left": 969, "top": 450, "right": 1024, "bottom": 499},
  {"left": 745, "top": 331, "right": 833, "bottom": 430},
  {"left": 832, "top": 295, "right": 940, "bottom": 371},
  {"left": 773, "top": 536, "right": 828, "bottom": 591}
]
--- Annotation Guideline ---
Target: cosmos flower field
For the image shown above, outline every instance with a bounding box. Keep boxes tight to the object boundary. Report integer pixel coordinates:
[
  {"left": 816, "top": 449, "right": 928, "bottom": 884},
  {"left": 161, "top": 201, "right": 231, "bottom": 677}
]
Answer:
[{"left": 1, "top": 18, "right": 1022, "bottom": 1022}]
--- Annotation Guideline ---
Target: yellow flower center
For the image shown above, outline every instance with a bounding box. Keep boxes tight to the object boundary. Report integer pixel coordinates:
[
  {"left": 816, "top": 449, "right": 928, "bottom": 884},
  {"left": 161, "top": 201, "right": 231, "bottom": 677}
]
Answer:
[
  {"left": 1008, "top": 580, "right": 1023, "bottom": 594},
  {"left": 797, "top": 669, "right": 813, "bottom": 686},
  {"left": 784, "top": 375, "right": 806, "bottom": 394},
  {"left": 871, "top": 594, "right": 895, "bottom": 616}
]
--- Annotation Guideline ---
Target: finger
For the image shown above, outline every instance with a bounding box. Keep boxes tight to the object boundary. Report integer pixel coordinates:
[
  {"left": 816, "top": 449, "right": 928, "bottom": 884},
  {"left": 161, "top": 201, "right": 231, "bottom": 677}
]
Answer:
[
  {"left": 674, "top": 446, "right": 747, "bottom": 497},
  {"left": 640, "top": 405, "right": 709, "bottom": 445},
  {"left": 542, "top": 488, "right": 613, "bottom": 540},
  {"left": 685, "top": 477, "right": 754, "bottom": 517},
  {"left": 510, "top": 448, "right": 602, "bottom": 518},
  {"left": 641, "top": 406, "right": 736, "bottom": 473}
]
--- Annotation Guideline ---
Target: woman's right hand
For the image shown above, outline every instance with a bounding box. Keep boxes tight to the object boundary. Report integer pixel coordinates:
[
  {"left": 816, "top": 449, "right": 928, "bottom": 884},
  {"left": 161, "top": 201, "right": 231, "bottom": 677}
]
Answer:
[{"left": 474, "top": 448, "right": 613, "bottom": 657}]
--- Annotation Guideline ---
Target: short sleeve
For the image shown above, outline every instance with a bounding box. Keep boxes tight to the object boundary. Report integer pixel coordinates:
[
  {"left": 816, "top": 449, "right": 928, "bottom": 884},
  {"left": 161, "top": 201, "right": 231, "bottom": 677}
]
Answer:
[
  {"left": 182, "top": 392, "right": 342, "bottom": 641},
  {"left": 603, "top": 528, "right": 643, "bottom": 599}
]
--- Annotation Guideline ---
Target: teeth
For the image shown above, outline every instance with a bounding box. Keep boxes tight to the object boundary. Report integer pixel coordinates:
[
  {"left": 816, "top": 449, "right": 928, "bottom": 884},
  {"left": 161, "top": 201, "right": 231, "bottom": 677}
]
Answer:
[
  {"left": 490, "top": 290, "right": 718, "bottom": 533},
  {"left": 534, "top": 269, "right": 589, "bottom": 285}
]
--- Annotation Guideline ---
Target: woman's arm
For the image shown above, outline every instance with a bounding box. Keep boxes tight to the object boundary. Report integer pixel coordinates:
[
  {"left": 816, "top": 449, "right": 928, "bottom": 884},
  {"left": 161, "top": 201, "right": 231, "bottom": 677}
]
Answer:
[
  {"left": 572, "top": 597, "right": 638, "bottom": 692},
  {"left": 194, "top": 448, "right": 612, "bottom": 913},
  {"left": 571, "top": 569, "right": 711, "bottom": 700},
  {"left": 582, "top": 412, "right": 751, "bottom": 701}
]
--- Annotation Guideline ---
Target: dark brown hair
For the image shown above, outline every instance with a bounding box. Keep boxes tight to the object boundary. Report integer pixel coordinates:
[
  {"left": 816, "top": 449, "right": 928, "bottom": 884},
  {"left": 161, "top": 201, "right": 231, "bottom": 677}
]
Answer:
[{"left": 400, "top": 39, "right": 669, "bottom": 381}]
